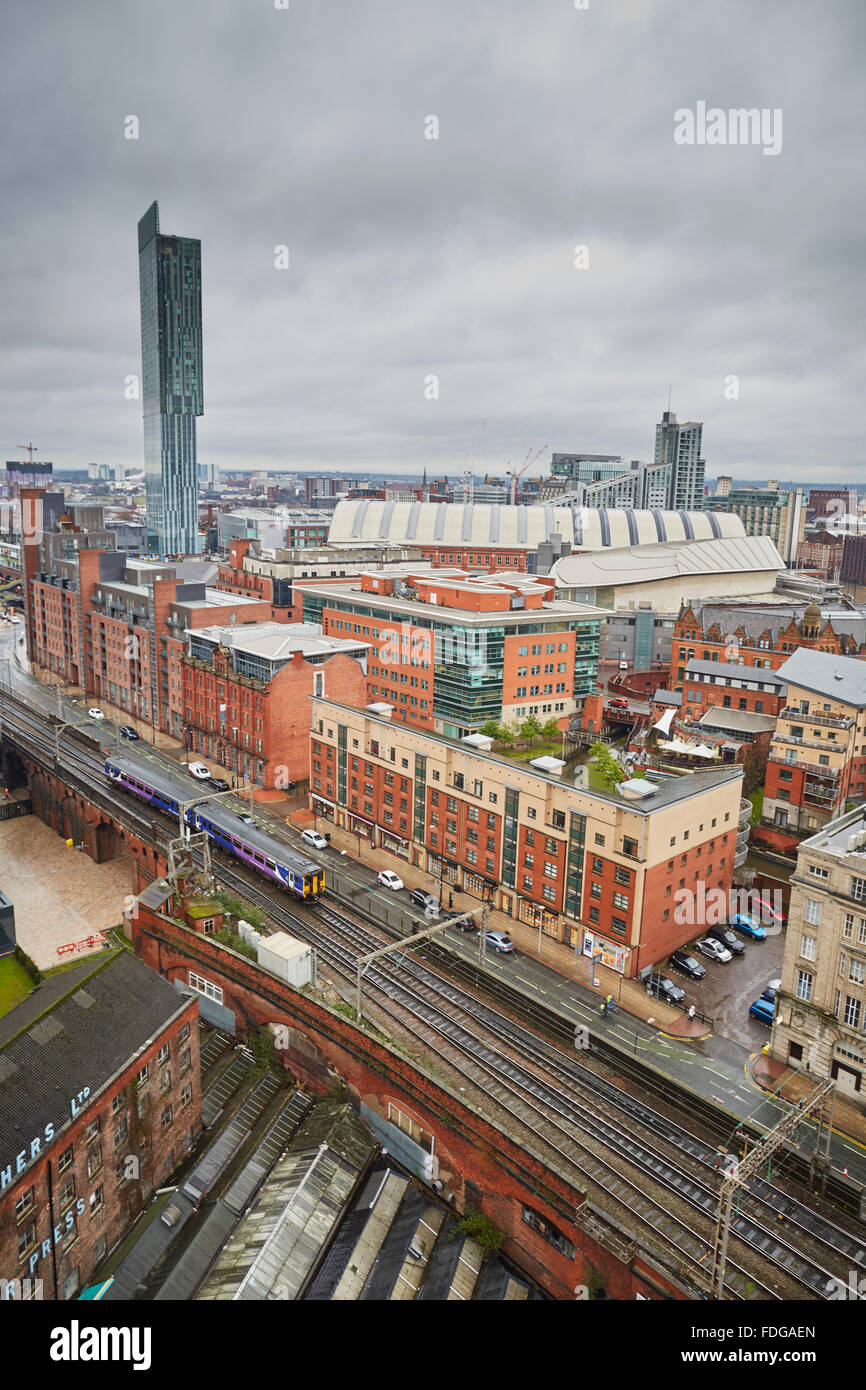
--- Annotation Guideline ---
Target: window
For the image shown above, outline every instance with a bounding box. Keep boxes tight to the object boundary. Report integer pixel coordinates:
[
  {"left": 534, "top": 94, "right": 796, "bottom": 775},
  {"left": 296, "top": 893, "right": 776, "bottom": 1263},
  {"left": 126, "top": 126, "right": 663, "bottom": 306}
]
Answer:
[
  {"left": 387, "top": 1103, "right": 434, "bottom": 1154},
  {"left": 60, "top": 1177, "right": 76, "bottom": 1210},
  {"left": 181, "top": 1081, "right": 193, "bottom": 1109},
  {"left": 808, "top": 865, "right": 829, "bottom": 879},
  {"left": 804, "top": 899, "right": 822, "bottom": 926},
  {"left": 189, "top": 971, "right": 223, "bottom": 1005},
  {"left": 158, "top": 1043, "right": 170, "bottom": 1066},
  {"left": 17, "top": 1223, "right": 36, "bottom": 1261},
  {"left": 849, "top": 958, "right": 865, "bottom": 985},
  {"left": 58, "top": 1146, "right": 73, "bottom": 1174},
  {"left": 800, "top": 934, "right": 817, "bottom": 961},
  {"left": 594, "top": 834, "right": 605, "bottom": 847},
  {"left": 112, "top": 1093, "right": 125, "bottom": 1115},
  {"left": 160, "top": 1105, "right": 173, "bottom": 1129},
  {"left": 85, "top": 1118, "right": 100, "bottom": 1145},
  {"left": 136, "top": 1064, "right": 149, "bottom": 1085},
  {"left": 89, "top": 1185, "right": 104, "bottom": 1217},
  {"left": 522, "top": 1206, "right": 574, "bottom": 1258},
  {"left": 796, "top": 970, "right": 813, "bottom": 1002},
  {"left": 87, "top": 1146, "right": 102, "bottom": 1179},
  {"left": 114, "top": 1118, "right": 128, "bottom": 1149},
  {"left": 852, "top": 877, "right": 866, "bottom": 903},
  {"left": 613, "top": 892, "right": 629, "bottom": 911},
  {"left": 844, "top": 996, "right": 862, "bottom": 1029},
  {"left": 15, "top": 1187, "right": 34, "bottom": 1222}
]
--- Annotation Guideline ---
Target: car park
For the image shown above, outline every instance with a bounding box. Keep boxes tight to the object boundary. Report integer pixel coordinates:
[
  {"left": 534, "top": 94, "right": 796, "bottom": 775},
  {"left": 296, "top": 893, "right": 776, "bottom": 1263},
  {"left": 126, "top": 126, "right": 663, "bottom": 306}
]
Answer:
[
  {"left": 646, "top": 974, "right": 686, "bottom": 1005},
  {"left": 187, "top": 761, "right": 212, "bottom": 781},
  {"left": 706, "top": 924, "right": 746, "bottom": 957},
  {"left": 88, "top": 708, "right": 105, "bottom": 721},
  {"left": 377, "top": 869, "right": 404, "bottom": 891},
  {"left": 484, "top": 930, "right": 515, "bottom": 954},
  {"left": 301, "top": 829, "right": 330, "bottom": 851},
  {"left": 749, "top": 997, "right": 774, "bottom": 1026},
  {"left": 729, "top": 913, "right": 767, "bottom": 940},
  {"left": 118, "top": 725, "right": 139, "bottom": 740},
  {"left": 208, "top": 777, "right": 230, "bottom": 792},
  {"left": 408, "top": 888, "right": 440, "bottom": 915},
  {"left": 753, "top": 895, "right": 787, "bottom": 926},
  {"left": 669, "top": 950, "right": 707, "bottom": 981},
  {"left": 696, "top": 937, "right": 732, "bottom": 963}
]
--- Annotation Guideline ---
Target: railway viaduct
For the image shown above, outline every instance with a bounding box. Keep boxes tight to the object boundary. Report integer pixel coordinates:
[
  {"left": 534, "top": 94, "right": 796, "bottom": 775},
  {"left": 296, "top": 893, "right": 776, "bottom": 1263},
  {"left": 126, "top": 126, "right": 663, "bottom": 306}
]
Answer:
[{"left": 0, "top": 734, "right": 689, "bottom": 1301}]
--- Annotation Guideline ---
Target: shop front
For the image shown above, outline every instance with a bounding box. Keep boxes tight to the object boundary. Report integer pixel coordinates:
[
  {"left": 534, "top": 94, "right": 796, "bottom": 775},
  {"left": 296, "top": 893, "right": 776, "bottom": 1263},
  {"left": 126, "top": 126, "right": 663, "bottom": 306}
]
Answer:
[
  {"left": 380, "top": 829, "right": 410, "bottom": 861},
  {"left": 311, "top": 796, "right": 335, "bottom": 823},
  {"left": 518, "top": 898, "right": 561, "bottom": 941},
  {"left": 580, "top": 929, "right": 629, "bottom": 975}
]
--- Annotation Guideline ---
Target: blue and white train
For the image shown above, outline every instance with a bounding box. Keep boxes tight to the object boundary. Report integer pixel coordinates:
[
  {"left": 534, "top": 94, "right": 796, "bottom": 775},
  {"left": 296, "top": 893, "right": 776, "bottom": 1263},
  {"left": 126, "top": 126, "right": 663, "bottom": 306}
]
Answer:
[{"left": 105, "top": 754, "right": 323, "bottom": 899}]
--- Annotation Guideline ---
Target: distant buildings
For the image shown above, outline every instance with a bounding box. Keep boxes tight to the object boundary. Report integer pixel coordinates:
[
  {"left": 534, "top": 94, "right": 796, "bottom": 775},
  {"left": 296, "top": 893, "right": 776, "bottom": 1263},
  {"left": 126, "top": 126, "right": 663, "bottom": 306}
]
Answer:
[
  {"left": 138, "top": 201, "right": 203, "bottom": 556},
  {"left": 705, "top": 485, "right": 806, "bottom": 564}
]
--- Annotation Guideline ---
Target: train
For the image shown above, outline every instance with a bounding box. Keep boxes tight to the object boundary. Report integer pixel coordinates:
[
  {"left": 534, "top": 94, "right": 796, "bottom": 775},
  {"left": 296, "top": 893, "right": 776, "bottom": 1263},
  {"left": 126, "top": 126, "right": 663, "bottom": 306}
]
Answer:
[{"left": 104, "top": 753, "right": 324, "bottom": 899}]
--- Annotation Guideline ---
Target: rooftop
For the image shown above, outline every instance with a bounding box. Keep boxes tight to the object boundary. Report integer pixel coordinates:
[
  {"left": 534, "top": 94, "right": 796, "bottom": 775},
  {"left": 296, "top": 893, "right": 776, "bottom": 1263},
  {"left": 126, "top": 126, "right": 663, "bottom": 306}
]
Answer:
[
  {"left": 775, "top": 647, "right": 866, "bottom": 707},
  {"left": 188, "top": 620, "right": 369, "bottom": 661},
  {"left": 0, "top": 952, "right": 189, "bottom": 1181},
  {"left": 552, "top": 533, "right": 784, "bottom": 590},
  {"left": 299, "top": 573, "right": 610, "bottom": 626},
  {"left": 696, "top": 707, "right": 778, "bottom": 735},
  {"left": 805, "top": 805, "right": 866, "bottom": 862},
  {"left": 685, "top": 658, "right": 787, "bottom": 687}
]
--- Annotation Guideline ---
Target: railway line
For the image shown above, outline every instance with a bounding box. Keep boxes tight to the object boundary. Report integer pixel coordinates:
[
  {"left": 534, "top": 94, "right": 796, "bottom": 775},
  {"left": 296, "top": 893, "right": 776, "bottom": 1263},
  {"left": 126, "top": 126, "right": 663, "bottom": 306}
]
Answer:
[{"left": 2, "top": 685, "right": 865, "bottom": 1299}]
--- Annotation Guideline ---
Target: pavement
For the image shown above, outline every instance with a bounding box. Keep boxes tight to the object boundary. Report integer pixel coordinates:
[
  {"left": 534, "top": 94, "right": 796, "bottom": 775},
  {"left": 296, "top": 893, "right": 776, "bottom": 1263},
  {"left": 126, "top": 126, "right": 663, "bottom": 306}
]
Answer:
[{"left": 4, "top": 626, "right": 866, "bottom": 1183}]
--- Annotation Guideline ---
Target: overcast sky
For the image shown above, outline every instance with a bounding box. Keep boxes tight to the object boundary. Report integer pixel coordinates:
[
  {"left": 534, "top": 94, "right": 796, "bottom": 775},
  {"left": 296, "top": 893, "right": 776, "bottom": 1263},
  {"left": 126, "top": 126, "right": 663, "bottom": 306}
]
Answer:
[{"left": 2, "top": 0, "right": 863, "bottom": 483}]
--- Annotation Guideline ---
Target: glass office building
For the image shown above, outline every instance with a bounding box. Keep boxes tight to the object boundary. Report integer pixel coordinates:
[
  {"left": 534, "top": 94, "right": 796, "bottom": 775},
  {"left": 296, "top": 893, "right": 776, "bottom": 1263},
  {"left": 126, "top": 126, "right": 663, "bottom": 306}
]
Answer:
[{"left": 138, "top": 201, "right": 203, "bottom": 555}]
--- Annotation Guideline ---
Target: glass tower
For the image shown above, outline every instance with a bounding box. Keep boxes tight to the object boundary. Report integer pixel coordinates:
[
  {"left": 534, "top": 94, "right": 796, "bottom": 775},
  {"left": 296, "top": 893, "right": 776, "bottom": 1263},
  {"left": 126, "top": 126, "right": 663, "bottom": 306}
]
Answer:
[{"left": 138, "top": 201, "right": 203, "bottom": 555}]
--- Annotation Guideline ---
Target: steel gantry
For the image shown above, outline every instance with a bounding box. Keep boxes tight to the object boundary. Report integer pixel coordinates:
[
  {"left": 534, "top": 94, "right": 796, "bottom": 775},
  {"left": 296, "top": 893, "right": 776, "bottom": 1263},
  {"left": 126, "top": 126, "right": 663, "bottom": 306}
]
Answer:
[{"left": 355, "top": 904, "right": 489, "bottom": 1024}]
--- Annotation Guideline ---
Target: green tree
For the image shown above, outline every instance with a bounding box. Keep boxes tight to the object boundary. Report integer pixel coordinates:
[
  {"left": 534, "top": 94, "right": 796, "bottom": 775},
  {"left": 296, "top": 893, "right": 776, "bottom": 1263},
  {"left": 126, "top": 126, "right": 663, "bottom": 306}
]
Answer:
[
  {"left": 519, "top": 714, "right": 542, "bottom": 743},
  {"left": 495, "top": 723, "right": 514, "bottom": 745},
  {"left": 479, "top": 718, "right": 502, "bottom": 740},
  {"left": 590, "top": 740, "right": 626, "bottom": 790},
  {"left": 540, "top": 718, "right": 561, "bottom": 741}
]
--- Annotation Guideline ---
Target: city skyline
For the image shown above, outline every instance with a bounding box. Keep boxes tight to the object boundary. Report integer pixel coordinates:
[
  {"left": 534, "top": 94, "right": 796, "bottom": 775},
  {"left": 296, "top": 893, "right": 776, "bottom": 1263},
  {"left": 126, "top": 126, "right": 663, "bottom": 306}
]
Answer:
[{"left": 1, "top": 1, "right": 862, "bottom": 484}]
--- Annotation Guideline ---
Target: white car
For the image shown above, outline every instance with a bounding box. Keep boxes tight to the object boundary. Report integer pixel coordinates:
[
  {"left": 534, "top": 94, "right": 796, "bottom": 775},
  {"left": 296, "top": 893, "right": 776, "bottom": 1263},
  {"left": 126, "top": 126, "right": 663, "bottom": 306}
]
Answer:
[
  {"left": 377, "top": 869, "right": 404, "bottom": 891},
  {"left": 696, "top": 936, "right": 732, "bottom": 963},
  {"left": 187, "top": 761, "right": 212, "bottom": 781},
  {"left": 301, "top": 829, "right": 329, "bottom": 851},
  {"left": 87, "top": 708, "right": 105, "bottom": 721}
]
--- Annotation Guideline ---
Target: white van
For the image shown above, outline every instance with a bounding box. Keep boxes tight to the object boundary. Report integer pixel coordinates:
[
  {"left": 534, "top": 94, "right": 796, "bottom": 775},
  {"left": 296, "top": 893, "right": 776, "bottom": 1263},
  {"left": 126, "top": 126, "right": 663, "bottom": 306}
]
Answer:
[
  {"left": 187, "top": 761, "right": 211, "bottom": 781},
  {"left": 300, "top": 829, "right": 329, "bottom": 851}
]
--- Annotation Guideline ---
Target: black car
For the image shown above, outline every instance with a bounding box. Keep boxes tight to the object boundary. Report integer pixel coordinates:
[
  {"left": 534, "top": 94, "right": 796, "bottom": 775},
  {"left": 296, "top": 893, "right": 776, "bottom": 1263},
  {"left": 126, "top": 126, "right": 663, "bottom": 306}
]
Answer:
[
  {"left": 208, "top": 777, "right": 230, "bottom": 792},
  {"left": 669, "top": 950, "right": 707, "bottom": 981},
  {"left": 706, "top": 924, "right": 746, "bottom": 957},
  {"left": 446, "top": 913, "right": 476, "bottom": 932},
  {"left": 646, "top": 973, "right": 686, "bottom": 1005},
  {"left": 119, "top": 725, "right": 139, "bottom": 740},
  {"left": 408, "top": 888, "right": 440, "bottom": 914}
]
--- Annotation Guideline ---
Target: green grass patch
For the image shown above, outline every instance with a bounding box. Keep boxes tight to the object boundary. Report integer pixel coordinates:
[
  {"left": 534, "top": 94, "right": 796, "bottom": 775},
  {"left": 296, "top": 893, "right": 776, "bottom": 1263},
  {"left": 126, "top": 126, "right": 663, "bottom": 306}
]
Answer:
[
  {"left": 0, "top": 955, "right": 34, "bottom": 1016},
  {"left": 749, "top": 787, "right": 764, "bottom": 824}
]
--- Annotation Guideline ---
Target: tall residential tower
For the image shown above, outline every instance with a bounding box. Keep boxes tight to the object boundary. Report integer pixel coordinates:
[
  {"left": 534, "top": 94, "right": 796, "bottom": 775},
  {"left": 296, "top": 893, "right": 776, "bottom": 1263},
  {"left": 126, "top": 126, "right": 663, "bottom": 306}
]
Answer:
[
  {"left": 653, "top": 410, "right": 705, "bottom": 510},
  {"left": 138, "top": 201, "right": 203, "bottom": 555}
]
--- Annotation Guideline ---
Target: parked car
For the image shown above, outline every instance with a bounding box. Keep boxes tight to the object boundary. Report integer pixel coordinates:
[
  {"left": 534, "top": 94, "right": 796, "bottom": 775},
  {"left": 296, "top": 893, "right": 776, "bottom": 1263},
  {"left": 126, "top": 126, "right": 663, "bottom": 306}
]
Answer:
[
  {"left": 301, "top": 828, "right": 330, "bottom": 851},
  {"left": 237, "top": 812, "right": 256, "bottom": 825},
  {"left": 118, "top": 725, "right": 139, "bottom": 740},
  {"left": 187, "top": 761, "right": 212, "bottom": 781},
  {"left": 484, "top": 930, "right": 515, "bottom": 954},
  {"left": 208, "top": 777, "right": 230, "bottom": 792},
  {"left": 447, "top": 913, "right": 476, "bottom": 932},
  {"left": 669, "top": 950, "right": 707, "bottom": 981},
  {"left": 646, "top": 974, "right": 686, "bottom": 1005},
  {"left": 729, "top": 912, "right": 767, "bottom": 940},
  {"left": 608, "top": 697, "right": 629, "bottom": 709},
  {"left": 760, "top": 977, "right": 782, "bottom": 1005},
  {"left": 753, "top": 895, "right": 787, "bottom": 926},
  {"left": 705, "top": 924, "right": 746, "bottom": 957},
  {"left": 377, "top": 869, "right": 404, "bottom": 891},
  {"left": 749, "top": 997, "right": 775, "bottom": 1026},
  {"left": 87, "top": 708, "right": 105, "bottom": 721},
  {"left": 696, "top": 936, "right": 732, "bottom": 963},
  {"left": 408, "top": 888, "right": 440, "bottom": 915}
]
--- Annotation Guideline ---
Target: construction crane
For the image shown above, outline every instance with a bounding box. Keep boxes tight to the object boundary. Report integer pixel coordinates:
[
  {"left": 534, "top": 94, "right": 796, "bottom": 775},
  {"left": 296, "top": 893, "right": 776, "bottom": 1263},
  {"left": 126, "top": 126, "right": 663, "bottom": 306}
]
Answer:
[
  {"left": 16, "top": 443, "right": 38, "bottom": 464},
  {"left": 507, "top": 444, "right": 548, "bottom": 505}
]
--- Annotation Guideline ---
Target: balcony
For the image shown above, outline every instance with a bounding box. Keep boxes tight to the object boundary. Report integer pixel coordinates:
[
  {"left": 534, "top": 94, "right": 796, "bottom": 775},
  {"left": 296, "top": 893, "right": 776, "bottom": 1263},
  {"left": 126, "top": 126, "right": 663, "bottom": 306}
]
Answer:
[
  {"left": 770, "top": 757, "right": 840, "bottom": 780},
  {"left": 779, "top": 707, "right": 853, "bottom": 730},
  {"left": 738, "top": 798, "right": 752, "bottom": 830},
  {"left": 733, "top": 845, "right": 749, "bottom": 869},
  {"left": 803, "top": 782, "right": 838, "bottom": 803},
  {"left": 772, "top": 731, "right": 843, "bottom": 755}
]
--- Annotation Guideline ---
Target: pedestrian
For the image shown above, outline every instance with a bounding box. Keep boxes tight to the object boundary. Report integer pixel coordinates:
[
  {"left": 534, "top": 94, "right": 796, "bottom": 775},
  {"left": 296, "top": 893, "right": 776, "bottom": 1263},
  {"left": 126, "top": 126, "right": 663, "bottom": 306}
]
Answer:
[{"left": 688, "top": 1004, "right": 696, "bottom": 1022}]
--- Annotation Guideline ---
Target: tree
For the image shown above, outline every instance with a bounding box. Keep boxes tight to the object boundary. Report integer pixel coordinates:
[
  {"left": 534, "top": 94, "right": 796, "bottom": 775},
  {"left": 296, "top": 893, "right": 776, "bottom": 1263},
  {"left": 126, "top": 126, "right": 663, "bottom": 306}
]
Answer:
[
  {"left": 519, "top": 714, "right": 542, "bottom": 743},
  {"left": 495, "top": 723, "right": 514, "bottom": 745},
  {"left": 590, "top": 740, "right": 626, "bottom": 790},
  {"left": 479, "top": 718, "right": 502, "bottom": 740},
  {"left": 541, "top": 718, "right": 561, "bottom": 741}
]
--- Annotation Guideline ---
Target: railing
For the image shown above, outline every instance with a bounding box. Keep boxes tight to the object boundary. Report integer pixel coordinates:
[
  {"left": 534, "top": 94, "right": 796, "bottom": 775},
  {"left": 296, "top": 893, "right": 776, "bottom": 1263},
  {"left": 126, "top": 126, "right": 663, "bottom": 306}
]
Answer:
[
  {"left": 733, "top": 845, "right": 749, "bottom": 868},
  {"left": 769, "top": 756, "right": 840, "bottom": 779},
  {"left": 779, "top": 707, "right": 853, "bottom": 730},
  {"left": 738, "top": 798, "right": 752, "bottom": 829},
  {"left": 772, "top": 731, "right": 844, "bottom": 754}
]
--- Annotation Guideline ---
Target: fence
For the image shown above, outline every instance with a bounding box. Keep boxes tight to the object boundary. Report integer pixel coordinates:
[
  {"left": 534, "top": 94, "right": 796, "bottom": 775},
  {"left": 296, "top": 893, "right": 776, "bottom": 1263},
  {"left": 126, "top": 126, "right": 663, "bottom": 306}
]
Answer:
[{"left": 0, "top": 796, "right": 31, "bottom": 821}]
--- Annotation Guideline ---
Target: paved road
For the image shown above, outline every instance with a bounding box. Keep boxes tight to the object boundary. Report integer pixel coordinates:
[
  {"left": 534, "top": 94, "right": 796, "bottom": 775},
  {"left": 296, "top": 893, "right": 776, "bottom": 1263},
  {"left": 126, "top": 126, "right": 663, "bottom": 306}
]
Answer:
[{"left": 3, "top": 627, "right": 866, "bottom": 1191}]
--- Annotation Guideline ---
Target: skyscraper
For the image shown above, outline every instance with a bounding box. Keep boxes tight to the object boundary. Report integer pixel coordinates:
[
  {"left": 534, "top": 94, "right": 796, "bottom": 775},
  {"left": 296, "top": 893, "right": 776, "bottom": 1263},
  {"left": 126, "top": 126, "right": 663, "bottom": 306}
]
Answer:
[
  {"left": 138, "top": 201, "right": 203, "bottom": 554},
  {"left": 653, "top": 410, "right": 705, "bottom": 510}
]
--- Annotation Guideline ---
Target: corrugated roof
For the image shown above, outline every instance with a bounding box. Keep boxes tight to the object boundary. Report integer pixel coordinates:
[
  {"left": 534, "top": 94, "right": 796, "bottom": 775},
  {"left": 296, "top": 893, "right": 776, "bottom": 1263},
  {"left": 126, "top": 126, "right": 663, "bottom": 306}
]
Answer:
[
  {"left": 697, "top": 708, "right": 778, "bottom": 734},
  {"left": 685, "top": 658, "right": 787, "bottom": 686}
]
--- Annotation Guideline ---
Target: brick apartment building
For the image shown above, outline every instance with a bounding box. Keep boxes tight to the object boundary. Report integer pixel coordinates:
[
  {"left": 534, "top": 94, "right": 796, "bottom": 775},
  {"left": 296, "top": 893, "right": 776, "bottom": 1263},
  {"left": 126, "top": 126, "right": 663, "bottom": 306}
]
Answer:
[
  {"left": 297, "top": 568, "right": 608, "bottom": 739},
  {"left": 182, "top": 621, "right": 369, "bottom": 787},
  {"left": 761, "top": 648, "right": 866, "bottom": 855},
  {"left": 795, "top": 530, "right": 846, "bottom": 580},
  {"left": 680, "top": 659, "right": 787, "bottom": 722},
  {"left": 309, "top": 696, "right": 745, "bottom": 975},
  {"left": 214, "top": 537, "right": 423, "bottom": 623},
  {"left": 770, "top": 804, "right": 866, "bottom": 1105},
  {"left": 0, "top": 951, "right": 201, "bottom": 1300}
]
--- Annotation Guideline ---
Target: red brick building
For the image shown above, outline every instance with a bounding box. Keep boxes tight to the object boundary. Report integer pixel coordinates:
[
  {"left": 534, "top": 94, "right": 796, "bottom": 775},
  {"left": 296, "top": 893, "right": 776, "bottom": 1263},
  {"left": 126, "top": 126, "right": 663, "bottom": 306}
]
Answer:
[
  {"left": 183, "top": 622, "right": 369, "bottom": 787},
  {"left": 0, "top": 951, "right": 201, "bottom": 1300}
]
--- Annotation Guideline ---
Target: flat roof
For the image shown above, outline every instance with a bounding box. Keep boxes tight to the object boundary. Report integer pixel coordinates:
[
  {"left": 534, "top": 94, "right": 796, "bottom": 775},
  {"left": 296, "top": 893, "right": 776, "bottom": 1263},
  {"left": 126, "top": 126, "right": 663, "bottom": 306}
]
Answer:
[
  {"left": 697, "top": 707, "right": 778, "bottom": 734},
  {"left": 187, "top": 620, "right": 369, "bottom": 660},
  {"left": 299, "top": 578, "right": 610, "bottom": 626},
  {"left": 314, "top": 697, "right": 743, "bottom": 814}
]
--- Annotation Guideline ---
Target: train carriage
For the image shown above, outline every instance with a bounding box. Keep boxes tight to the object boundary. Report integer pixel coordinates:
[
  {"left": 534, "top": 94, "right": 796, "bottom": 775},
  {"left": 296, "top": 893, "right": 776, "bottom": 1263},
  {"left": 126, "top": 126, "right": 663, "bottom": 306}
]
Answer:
[{"left": 104, "top": 754, "right": 323, "bottom": 899}]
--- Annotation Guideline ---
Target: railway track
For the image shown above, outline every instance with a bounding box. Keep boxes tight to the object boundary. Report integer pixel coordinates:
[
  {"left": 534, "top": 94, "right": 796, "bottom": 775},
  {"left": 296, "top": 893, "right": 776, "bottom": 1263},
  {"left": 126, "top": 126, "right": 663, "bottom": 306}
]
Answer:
[{"left": 2, "top": 688, "right": 865, "bottom": 1298}]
